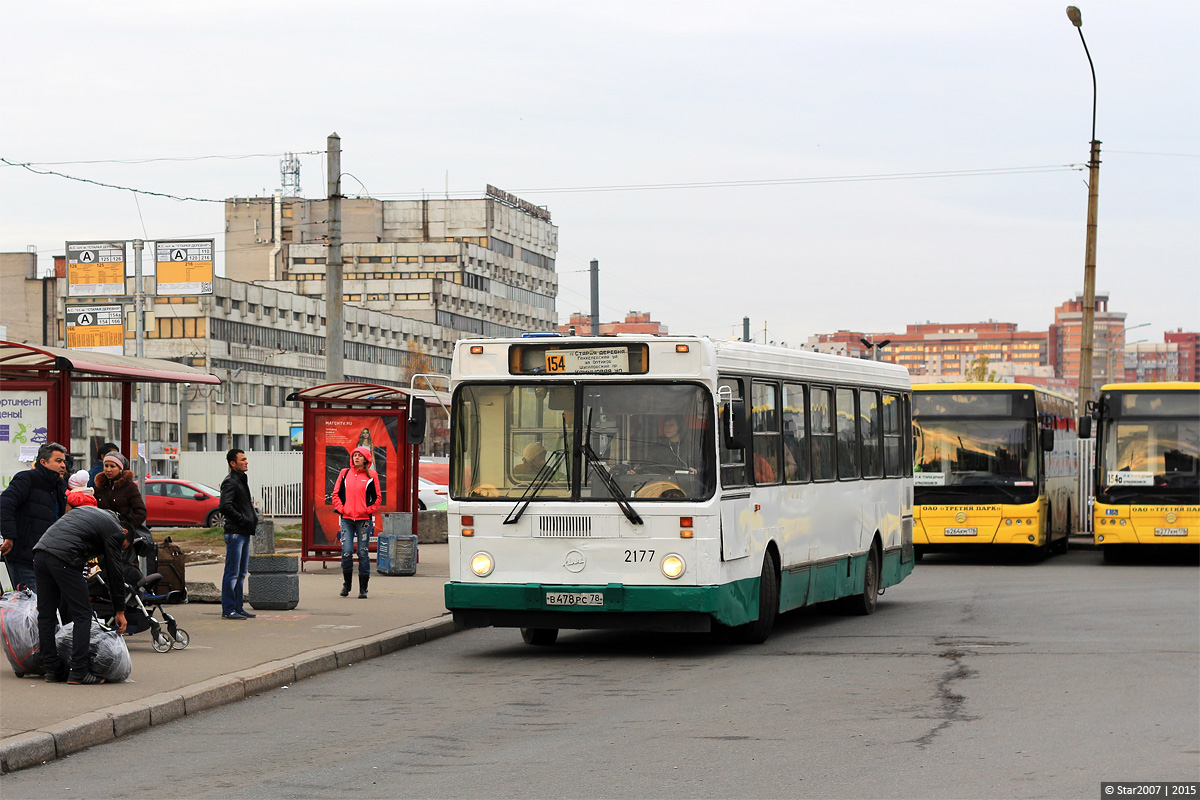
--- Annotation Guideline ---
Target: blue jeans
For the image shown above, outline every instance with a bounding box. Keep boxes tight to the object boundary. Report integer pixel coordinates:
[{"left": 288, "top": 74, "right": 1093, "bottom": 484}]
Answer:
[
  {"left": 340, "top": 518, "right": 372, "bottom": 576},
  {"left": 222, "top": 533, "right": 251, "bottom": 616}
]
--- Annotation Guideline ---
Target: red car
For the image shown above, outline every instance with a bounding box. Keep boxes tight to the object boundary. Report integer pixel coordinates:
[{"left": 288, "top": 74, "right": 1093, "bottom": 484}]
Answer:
[{"left": 144, "top": 479, "right": 224, "bottom": 528}]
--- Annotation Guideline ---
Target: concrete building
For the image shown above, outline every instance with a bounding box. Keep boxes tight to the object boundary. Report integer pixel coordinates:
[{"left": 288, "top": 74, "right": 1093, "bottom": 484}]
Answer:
[
  {"left": 809, "top": 322, "right": 1049, "bottom": 378},
  {"left": 48, "top": 273, "right": 456, "bottom": 474},
  {"left": 1049, "top": 292, "right": 1126, "bottom": 392},
  {"left": 1164, "top": 329, "right": 1199, "bottom": 382},
  {"left": 1123, "top": 342, "right": 1181, "bottom": 383},
  {"left": 557, "top": 311, "right": 668, "bottom": 336},
  {"left": 0, "top": 250, "right": 56, "bottom": 346},
  {"left": 225, "top": 186, "right": 558, "bottom": 339},
  {"left": 1, "top": 186, "right": 559, "bottom": 473},
  {"left": 810, "top": 292, "right": 1131, "bottom": 396},
  {"left": 1, "top": 256, "right": 457, "bottom": 473}
]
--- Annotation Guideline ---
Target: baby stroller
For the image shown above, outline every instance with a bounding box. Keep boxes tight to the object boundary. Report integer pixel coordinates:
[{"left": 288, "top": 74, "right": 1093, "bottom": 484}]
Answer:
[{"left": 88, "top": 565, "right": 190, "bottom": 653}]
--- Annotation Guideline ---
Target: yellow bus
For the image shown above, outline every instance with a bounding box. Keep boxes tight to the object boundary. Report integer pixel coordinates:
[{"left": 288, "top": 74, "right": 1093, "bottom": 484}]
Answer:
[
  {"left": 912, "top": 383, "right": 1077, "bottom": 559},
  {"left": 1081, "top": 382, "right": 1199, "bottom": 563}
]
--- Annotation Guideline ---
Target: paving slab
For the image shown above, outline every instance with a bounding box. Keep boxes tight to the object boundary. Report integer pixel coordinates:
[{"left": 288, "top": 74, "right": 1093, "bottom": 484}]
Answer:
[{"left": 0, "top": 543, "right": 455, "bottom": 772}]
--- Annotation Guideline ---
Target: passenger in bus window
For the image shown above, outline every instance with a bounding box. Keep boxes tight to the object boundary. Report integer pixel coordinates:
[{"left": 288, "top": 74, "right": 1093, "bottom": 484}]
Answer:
[{"left": 513, "top": 443, "right": 547, "bottom": 481}]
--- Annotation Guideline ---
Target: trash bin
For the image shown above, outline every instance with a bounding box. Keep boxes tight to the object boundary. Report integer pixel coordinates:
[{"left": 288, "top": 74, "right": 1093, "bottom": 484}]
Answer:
[
  {"left": 378, "top": 512, "right": 416, "bottom": 575},
  {"left": 377, "top": 533, "right": 418, "bottom": 576}
]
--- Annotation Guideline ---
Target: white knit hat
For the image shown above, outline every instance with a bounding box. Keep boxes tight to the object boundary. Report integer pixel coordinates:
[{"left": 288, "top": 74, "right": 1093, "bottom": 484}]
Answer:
[{"left": 68, "top": 469, "right": 91, "bottom": 490}]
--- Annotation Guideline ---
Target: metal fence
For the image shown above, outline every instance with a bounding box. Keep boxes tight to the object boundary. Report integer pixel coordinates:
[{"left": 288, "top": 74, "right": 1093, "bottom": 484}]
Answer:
[{"left": 177, "top": 451, "right": 304, "bottom": 517}]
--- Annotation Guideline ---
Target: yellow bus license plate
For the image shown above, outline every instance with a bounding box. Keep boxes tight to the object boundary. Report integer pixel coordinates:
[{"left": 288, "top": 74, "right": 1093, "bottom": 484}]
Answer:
[
  {"left": 546, "top": 592, "right": 604, "bottom": 606},
  {"left": 1154, "top": 528, "right": 1188, "bottom": 537},
  {"left": 944, "top": 527, "right": 978, "bottom": 537}
]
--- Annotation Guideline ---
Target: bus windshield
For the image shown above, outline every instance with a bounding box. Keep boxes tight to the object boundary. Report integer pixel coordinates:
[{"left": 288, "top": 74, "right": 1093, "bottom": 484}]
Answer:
[
  {"left": 452, "top": 382, "right": 716, "bottom": 501},
  {"left": 1100, "top": 417, "right": 1199, "bottom": 495},
  {"left": 912, "top": 417, "right": 1038, "bottom": 501}
]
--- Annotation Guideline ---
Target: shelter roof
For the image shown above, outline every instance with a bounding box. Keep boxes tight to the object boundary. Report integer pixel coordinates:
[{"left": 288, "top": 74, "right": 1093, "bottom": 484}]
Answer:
[
  {"left": 287, "top": 382, "right": 448, "bottom": 406},
  {"left": 0, "top": 340, "right": 221, "bottom": 384}
]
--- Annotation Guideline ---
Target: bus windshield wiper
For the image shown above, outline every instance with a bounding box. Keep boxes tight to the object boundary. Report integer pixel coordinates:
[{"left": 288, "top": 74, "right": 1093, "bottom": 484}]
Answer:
[
  {"left": 503, "top": 448, "right": 567, "bottom": 525},
  {"left": 582, "top": 441, "right": 644, "bottom": 525}
]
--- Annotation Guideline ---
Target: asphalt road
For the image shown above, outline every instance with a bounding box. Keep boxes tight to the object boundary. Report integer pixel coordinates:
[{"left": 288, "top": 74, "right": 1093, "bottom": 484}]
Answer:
[{"left": 5, "top": 547, "right": 1198, "bottom": 800}]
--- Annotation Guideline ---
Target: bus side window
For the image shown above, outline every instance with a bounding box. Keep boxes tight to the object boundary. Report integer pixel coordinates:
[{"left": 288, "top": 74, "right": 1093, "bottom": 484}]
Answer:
[
  {"left": 719, "top": 377, "right": 746, "bottom": 487},
  {"left": 811, "top": 387, "right": 836, "bottom": 481},
  {"left": 752, "top": 381, "right": 781, "bottom": 485},
  {"left": 836, "top": 387, "right": 860, "bottom": 480},
  {"left": 783, "top": 382, "right": 809, "bottom": 483},
  {"left": 860, "top": 389, "right": 882, "bottom": 478},
  {"left": 904, "top": 393, "right": 914, "bottom": 477},
  {"left": 882, "top": 392, "right": 903, "bottom": 477}
]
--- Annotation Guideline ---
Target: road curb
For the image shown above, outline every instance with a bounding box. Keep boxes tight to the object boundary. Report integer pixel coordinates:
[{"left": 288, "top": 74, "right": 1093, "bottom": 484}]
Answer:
[{"left": 0, "top": 613, "right": 461, "bottom": 774}]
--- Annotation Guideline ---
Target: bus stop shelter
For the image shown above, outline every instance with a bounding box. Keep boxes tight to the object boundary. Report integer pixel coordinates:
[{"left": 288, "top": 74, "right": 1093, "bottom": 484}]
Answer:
[
  {"left": 0, "top": 339, "right": 220, "bottom": 487},
  {"left": 287, "top": 382, "right": 432, "bottom": 565}
]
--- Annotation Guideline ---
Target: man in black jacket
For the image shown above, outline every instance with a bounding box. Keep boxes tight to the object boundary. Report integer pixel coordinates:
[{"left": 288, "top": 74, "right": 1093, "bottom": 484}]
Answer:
[
  {"left": 1, "top": 442, "right": 69, "bottom": 592},
  {"left": 219, "top": 448, "right": 258, "bottom": 620},
  {"left": 33, "top": 506, "right": 130, "bottom": 684}
]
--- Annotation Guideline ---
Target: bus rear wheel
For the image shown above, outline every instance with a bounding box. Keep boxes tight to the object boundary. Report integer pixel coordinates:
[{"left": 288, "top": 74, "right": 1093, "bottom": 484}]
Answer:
[
  {"left": 729, "top": 552, "right": 778, "bottom": 645},
  {"left": 843, "top": 544, "right": 880, "bottom": 616},
  {"left": 520, "top": 628, "right": 558, "bottom": 646}
]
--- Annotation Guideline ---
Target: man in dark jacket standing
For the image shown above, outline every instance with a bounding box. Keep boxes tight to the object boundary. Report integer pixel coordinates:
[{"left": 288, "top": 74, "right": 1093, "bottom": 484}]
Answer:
[
  {"left": 0, "top": 442, "right": 69, "bottom": 592},
  {"left": 219, "top": 448, "right": 258, "bottom": 620},
  {"left": 33, "top": 506, "right": 130, "bottom": 684}
]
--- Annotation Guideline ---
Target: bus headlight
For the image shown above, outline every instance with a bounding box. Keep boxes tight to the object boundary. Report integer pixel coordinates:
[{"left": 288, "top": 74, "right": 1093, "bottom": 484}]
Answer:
[
  {"left": 661, "top": 554, "right": 685, "bottom": 580},
  {"left": 470, "top": 552, "right": 494, "bottom": 577}
]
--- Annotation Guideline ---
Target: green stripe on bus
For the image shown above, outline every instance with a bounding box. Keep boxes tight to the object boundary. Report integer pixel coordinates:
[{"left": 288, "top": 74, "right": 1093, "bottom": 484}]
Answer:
[
  {"left": 445, "top": 577, "right": 761, "bottom": 627},
  {"left": 447, "top": 549, "right": 914, "bottom": 629}
]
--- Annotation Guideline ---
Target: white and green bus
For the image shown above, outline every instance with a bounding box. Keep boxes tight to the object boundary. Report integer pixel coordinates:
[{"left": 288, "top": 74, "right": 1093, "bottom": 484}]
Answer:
[{"left": 444, "top": 335, "right": 916, "bottom": 645}]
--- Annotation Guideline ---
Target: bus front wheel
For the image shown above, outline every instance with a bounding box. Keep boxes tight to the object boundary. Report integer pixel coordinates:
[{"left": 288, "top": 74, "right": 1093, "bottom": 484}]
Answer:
[
  {"left": 729, "top": 552, "right": 778, "bottom": 645},
  {"left": 520, "top": 628, "right": 559, "bottom": 646}
]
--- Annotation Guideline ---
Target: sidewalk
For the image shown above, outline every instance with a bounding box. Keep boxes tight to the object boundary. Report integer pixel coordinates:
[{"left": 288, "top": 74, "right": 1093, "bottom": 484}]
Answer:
[{"left": 0, "top": 544, "right": 457, "bottom": 773}]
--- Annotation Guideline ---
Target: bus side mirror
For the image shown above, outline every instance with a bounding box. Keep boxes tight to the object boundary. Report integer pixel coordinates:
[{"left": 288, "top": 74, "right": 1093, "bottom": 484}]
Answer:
[
  {"left": 1040, "top": 427, "right": 1055, "bottom": 452},
  {"left": 723, "top": 398, "right": 748, "bottom": 450},
  {"left": 406, "top": 397, "right": 427, "bottom": 445},
  {"left": 1077, "top": 416, "right": 1092, "bottom": 439}
]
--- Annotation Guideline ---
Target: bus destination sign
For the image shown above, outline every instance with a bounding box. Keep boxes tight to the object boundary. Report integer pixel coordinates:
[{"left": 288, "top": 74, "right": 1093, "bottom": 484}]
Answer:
[{"left": 545, "top": 347, "right": 629, "bottom": 375}]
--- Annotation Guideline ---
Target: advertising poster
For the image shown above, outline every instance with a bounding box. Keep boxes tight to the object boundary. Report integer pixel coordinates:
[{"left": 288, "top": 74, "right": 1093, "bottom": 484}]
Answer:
[
  {"left": 0, "top": 391, "right": 49, "bottom": 491},
  {"left": 308, "top": 412, "right": 403, "bottom": 550}
]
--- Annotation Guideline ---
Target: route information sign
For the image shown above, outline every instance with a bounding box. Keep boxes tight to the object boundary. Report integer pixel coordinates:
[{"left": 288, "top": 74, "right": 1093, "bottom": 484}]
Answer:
[
  {"left": 65, "top": 304, "right": 125, "bottom": 355},
  {"left": 66, "top": 241, "right": 125, "bottom": 297},
  {"left": 155, "top": 239, "right": 214, "bottom": 295}
]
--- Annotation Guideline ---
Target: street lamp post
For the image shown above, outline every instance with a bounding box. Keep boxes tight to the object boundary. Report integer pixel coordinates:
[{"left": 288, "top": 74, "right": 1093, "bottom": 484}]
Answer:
[
  {"left": 1067, "top": 5, "right": 1101, "bottom": 409},
  {"left": 226, "top": 367, "right": 244, "bottom": 451},
  {"left": 859, "top": 338, "right": 892, "bottom": 362}
]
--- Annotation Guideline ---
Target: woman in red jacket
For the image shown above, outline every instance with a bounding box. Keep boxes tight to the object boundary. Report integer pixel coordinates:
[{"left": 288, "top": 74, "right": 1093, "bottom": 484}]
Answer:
[{"left": 332, "top": 446, "right": 381, "bottom": 598}]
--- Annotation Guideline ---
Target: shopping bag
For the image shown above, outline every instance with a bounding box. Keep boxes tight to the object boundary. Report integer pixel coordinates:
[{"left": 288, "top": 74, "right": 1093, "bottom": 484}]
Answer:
[
  {"left": 0, "top": 588, "right": 45, "bottom": 677},
  {"left": 55, "top": 616, "right": 132, "bottom": 682}
]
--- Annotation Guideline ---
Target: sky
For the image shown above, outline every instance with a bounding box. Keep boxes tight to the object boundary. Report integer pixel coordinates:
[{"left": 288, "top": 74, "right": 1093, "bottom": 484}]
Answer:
[{"left": 2, "top": 1, "right": 1197, "bottom": 349}]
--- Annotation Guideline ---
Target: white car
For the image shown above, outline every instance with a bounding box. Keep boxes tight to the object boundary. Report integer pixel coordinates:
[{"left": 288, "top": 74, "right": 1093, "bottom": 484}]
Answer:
[{"left": 418, "top": 477, "right": 448, "bottom": 511}]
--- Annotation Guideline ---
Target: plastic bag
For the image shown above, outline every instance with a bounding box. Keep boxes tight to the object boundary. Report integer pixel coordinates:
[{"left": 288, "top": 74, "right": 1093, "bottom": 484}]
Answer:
[
  {"left": 55, "top": 617, "right": 132, "bottom": 682},
  {"left": 0, "top": 588, "right": 45, "bottom": 676}
]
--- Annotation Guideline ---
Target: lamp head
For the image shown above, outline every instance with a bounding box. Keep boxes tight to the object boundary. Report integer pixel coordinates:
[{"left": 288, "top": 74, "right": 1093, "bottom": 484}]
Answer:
[{"left": 1066, "top": 6, "right": 1082, "bottom": 27}]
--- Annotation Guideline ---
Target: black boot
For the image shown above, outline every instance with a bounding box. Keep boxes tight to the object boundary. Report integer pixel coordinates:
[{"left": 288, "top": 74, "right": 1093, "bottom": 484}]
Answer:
[
  {"left": 340, "top": 570, "right": 352, "bottom": 597},
  {"left": 358, "top": 574, "right": 369, "bottom": 599}
]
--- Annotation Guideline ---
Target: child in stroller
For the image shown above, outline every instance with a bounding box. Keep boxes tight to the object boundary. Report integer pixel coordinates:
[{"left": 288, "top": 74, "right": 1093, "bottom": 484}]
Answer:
[{"left": 87, "top": 561, "right": 190, "bottom": 653}]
